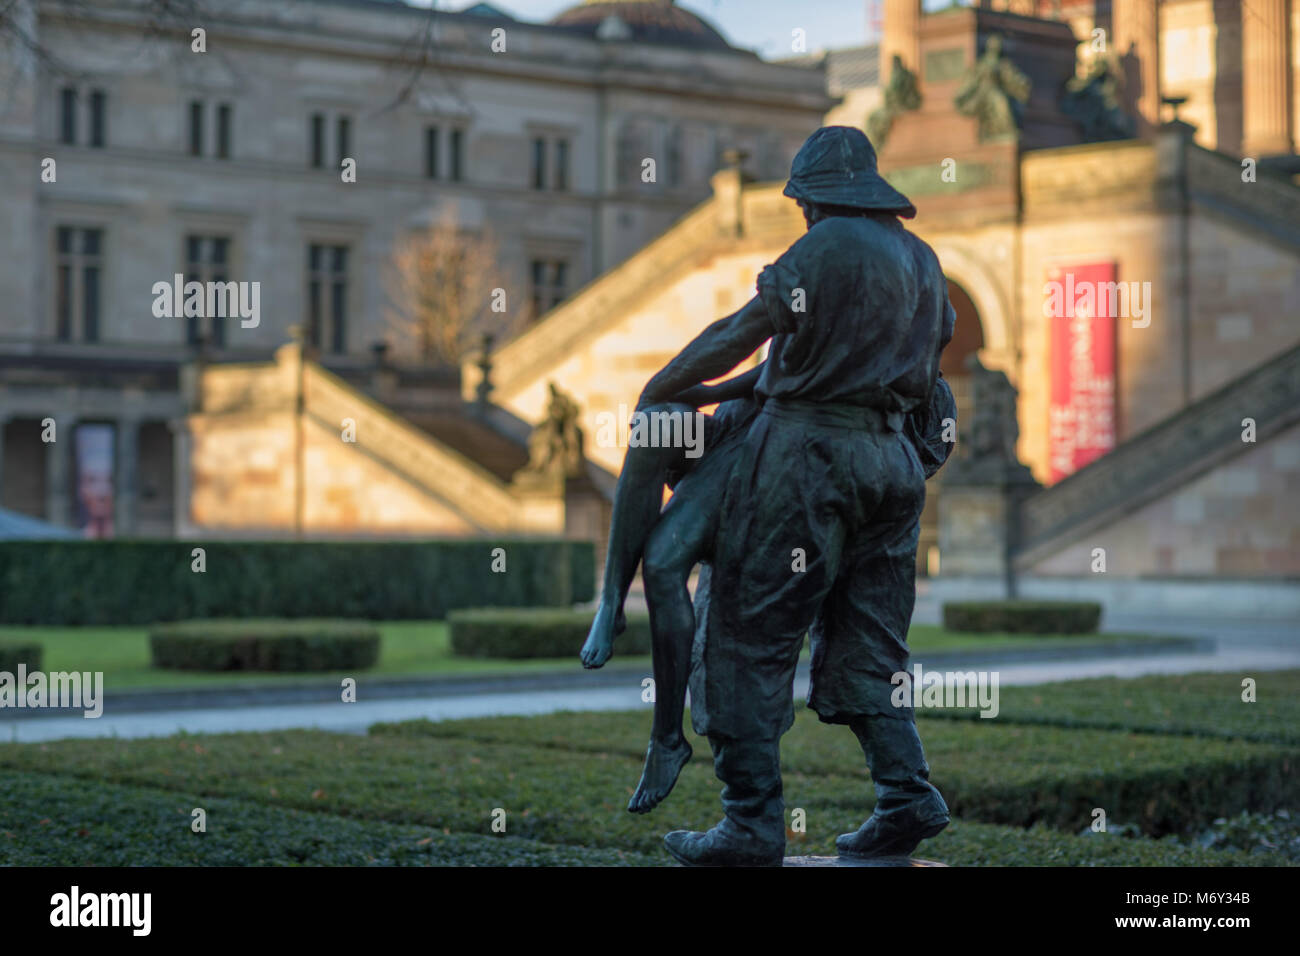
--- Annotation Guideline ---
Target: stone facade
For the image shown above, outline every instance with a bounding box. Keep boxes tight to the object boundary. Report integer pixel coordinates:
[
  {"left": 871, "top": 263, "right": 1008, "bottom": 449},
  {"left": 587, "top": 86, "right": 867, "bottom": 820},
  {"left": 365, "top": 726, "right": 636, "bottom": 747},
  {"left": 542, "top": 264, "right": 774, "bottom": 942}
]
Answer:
[
  {"left": 1027, "top": 421, "right": 1300, "bottom": 577},
  {"left": 0, "top": 0, "right": 829, "bottom": 537}
]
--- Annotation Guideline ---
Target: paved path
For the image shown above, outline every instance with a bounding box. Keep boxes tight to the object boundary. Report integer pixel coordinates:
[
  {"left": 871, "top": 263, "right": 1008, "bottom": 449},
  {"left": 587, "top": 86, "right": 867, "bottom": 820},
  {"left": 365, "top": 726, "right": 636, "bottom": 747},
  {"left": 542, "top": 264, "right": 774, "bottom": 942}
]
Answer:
[{"left": 5, "top": 643, "right": 1297, "bottom": 744}]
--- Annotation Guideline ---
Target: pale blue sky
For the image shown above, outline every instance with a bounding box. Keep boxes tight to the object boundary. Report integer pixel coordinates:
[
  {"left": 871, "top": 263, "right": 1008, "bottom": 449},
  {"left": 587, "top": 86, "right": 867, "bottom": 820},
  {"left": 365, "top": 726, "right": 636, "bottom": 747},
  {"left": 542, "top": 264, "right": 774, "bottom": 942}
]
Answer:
[{"left": 423, "top": 1, "right": 967, "bottom": 59}]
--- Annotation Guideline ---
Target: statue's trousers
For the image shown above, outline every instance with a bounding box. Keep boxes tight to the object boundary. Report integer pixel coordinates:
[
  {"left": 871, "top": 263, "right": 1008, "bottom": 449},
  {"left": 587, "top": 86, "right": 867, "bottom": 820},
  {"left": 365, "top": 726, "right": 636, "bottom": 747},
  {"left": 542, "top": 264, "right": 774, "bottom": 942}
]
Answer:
[{"left": 689, "top": 399, "right": 926, "bottom": 741}]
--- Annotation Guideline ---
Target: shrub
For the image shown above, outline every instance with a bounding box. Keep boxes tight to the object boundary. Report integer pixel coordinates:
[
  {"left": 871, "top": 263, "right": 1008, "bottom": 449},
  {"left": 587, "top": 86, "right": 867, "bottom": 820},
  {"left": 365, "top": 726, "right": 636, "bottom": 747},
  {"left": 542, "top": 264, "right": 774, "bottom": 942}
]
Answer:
[
  {"left": 0, "top": 641, "right": 42, "bottom": 673},
  {"left": 149, "top": 619, "right": 380, "bottom": 672},
  {"left": 448, "top": 608, "right": 652, "bottom": 659},
  {"left": 0, "top": 539, "right": 595, "bottom": 626},
  {"left": 943, "top": 600, "right": 1102, "bottom": 634}
]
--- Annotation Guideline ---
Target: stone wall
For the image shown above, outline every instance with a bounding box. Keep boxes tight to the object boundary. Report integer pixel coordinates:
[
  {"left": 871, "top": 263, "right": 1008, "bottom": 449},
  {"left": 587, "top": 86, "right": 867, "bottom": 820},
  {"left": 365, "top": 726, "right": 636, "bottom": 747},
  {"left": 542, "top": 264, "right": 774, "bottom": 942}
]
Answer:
[{"left": 1026, "top": 420, "right": 1300, "bottom": 577}]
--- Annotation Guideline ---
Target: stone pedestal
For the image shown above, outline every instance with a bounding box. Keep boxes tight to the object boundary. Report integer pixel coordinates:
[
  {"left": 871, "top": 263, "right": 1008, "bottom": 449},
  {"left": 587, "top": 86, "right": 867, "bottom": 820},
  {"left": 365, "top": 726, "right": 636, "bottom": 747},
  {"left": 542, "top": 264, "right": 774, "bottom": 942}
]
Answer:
[
  {"left": 784, "top": 856, "right": 948, "bottom": 867},
  {"left": 938, "top": 481, "right": 1018, "bottom": 581}
]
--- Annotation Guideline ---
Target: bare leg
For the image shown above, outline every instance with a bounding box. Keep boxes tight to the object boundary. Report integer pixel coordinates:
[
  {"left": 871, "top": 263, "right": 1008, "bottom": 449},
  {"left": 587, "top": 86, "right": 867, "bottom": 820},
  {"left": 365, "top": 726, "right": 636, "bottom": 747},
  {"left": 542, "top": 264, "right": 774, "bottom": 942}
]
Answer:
[
  {"left": 628, "top": 470, "right": 723, "bottom": 813},
  {"left": 580, "top": 403, "right": 692, "bottom": 669}
]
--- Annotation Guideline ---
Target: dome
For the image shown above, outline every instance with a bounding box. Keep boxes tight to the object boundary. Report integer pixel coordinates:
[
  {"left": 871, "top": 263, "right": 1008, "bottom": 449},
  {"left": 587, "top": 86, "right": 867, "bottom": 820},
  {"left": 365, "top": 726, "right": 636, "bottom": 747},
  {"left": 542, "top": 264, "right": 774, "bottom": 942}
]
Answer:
[{"left": 549, "top": 1, "right": 733, "bottom": 52}]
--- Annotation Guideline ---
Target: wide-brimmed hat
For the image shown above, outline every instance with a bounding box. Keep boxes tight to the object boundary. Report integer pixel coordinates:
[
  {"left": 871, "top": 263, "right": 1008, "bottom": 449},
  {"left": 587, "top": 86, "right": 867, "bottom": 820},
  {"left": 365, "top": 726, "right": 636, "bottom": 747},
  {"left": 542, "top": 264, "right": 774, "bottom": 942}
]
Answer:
[{"left": 783, "top": 126, "right": 916, "bottom": 219}]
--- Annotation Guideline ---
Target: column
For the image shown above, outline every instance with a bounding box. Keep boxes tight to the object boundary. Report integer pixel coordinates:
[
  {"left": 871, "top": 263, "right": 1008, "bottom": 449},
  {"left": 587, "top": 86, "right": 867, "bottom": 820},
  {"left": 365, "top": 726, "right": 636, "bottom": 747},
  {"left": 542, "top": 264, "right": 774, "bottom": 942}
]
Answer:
[
  {"left": 45, "top": 416, "right": 71, "bottom": 527},
  {"left": 169, "top": 417, "right": 193, "bottom": 538},
  {"left": 1242, "top": 0, "right": 1294, "bottom": 157},
  {"left": 881, "top": 0, "right": 922, "bottom": 80},
  {"left": 114, "top": 417, "right": 139, "bottom": 537},
  {"left": 0, "top": 416, "right": 7, "bottom": 508},
  {"left": 1113, "top": 0, "right": 1162, "bottom": 134}
]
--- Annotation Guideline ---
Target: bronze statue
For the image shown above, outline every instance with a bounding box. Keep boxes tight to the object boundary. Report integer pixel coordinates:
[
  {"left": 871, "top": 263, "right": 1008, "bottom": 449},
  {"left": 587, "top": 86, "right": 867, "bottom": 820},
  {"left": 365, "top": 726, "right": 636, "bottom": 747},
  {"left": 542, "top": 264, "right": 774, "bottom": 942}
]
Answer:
[
  {"left": 518, "top": 382, "right": 585, "bottom": 483},
  {"left": 581, "top": 127, "right": 957, "bottom": 865},
  {"left": 866, "top": 54, "right": 922, "bottom": 150},
  {"left": 955, "top": 35, "right": 1031, "bottom": 140}
]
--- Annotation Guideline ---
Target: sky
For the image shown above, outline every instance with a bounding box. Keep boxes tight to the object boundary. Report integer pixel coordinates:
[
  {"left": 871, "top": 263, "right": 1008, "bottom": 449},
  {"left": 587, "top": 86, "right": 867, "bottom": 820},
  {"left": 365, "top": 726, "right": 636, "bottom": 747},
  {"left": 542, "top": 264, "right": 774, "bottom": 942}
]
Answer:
[{"left": 422, "top": 1, "right": 969, "bottom": 59}]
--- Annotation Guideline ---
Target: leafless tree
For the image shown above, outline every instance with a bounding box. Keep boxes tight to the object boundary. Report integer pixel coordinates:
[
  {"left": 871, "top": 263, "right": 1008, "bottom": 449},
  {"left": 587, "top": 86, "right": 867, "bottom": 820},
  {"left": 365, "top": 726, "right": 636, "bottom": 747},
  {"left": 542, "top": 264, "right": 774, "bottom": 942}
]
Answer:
[{"left": 384, "top": 204, "right": 518, "bottom": 365}]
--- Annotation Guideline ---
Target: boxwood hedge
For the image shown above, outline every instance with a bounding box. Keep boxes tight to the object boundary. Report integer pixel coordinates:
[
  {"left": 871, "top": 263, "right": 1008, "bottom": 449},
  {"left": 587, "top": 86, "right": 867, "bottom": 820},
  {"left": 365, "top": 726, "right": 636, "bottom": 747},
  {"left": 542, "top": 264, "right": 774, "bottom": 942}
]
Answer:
[
  {"left": 449, "top": 608, "right": 652, "bottom": 659},
  {"left": 150, "top": 619, "right": 380, "bottom": 672},
  {"left": 0, "top": 640, "right": 42, "bottom": 673},
  {"left": 943, "top": 600, "right": 1102, "bottom": 634},
  {"left": 0, "top": 539, "right": 594, "bottom": 626}
]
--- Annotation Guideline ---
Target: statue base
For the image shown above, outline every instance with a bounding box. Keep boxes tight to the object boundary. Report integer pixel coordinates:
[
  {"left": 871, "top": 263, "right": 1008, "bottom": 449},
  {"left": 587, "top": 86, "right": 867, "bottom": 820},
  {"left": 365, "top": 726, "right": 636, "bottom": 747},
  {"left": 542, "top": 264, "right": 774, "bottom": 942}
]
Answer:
[{"left": 783, "top": 855, "right": 948, "bottom": 867}]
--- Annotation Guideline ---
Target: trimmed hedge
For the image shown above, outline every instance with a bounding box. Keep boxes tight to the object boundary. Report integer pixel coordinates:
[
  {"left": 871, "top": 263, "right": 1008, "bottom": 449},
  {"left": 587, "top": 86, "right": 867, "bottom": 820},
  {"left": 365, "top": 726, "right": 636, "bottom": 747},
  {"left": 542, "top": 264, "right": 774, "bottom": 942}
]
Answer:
[
  {"left": 0, "top": 770, "right": 662, "bottom": 867},
  {"left": 0, "top": 640, "right": 42, "bottom": 673},
  {"left": 372, "top": 708, "right": 1300, "bottom": 839},
  {"left": 909, "top": 670, "right": 1300, "bottom": 746},
  {"left": 2, "top": 721, "right": 1293, "bottom": 864},
  {"left": 449, "top": 608, "right": 652, "bottom": 659},
  {"left": 943, "top": 600, "right": 1102, "bottom": 634},
  {"left": 150, "top": 619, "right": 380, "bottom": 672},
  {"left": 0, "top": 539, "right": 595, "bottom": 626}
]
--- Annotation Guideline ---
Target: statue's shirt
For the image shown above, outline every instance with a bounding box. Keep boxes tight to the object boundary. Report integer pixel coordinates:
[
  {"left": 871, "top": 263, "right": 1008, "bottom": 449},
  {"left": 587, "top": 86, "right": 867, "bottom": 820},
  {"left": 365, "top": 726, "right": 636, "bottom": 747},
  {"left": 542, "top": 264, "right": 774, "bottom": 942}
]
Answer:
[{"left": 754, "top": 215, "right": 953, "bottom": 414}]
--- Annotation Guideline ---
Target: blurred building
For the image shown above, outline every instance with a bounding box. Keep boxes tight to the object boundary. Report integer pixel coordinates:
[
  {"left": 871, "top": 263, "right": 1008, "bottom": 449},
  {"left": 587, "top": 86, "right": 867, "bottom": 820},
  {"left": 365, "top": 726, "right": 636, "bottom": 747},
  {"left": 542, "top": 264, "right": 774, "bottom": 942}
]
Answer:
[
  {"left": 0, "top": 0, "right": 829, "bottom": 537},
  {"left": 465, "top": 0, "right": 1300, "bottom": 615}
]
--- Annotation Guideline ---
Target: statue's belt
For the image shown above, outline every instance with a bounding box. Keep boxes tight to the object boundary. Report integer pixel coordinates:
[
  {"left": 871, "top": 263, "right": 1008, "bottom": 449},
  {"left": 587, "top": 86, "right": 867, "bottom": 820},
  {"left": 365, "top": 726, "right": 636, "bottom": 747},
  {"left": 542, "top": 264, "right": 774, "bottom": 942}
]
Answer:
[{"left": 762, "top": 398, "right": 904, "bottom": 433}]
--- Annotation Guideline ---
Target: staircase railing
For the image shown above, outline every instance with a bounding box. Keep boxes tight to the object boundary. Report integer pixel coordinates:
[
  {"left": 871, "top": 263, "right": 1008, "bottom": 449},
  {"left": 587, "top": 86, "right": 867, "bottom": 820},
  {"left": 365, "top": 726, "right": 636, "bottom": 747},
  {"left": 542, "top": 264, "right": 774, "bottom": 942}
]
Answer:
[{"left": 1017, "top": 343, "right": 1300, "bottom": 559}]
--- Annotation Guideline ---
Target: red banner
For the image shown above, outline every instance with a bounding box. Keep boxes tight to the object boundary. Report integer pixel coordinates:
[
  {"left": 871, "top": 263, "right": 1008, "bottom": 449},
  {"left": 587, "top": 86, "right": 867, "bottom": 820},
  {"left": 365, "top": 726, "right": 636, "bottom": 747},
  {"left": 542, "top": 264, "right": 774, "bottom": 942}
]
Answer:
[{"left": 1046, "top": 263, "right": 1117, "bottom": 482}]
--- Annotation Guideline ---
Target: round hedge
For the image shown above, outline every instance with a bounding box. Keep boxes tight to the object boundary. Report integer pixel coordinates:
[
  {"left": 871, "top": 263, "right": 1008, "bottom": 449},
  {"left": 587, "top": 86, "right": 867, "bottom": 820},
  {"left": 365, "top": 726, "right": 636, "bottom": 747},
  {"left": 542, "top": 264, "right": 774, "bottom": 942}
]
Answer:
[
  {"left": 0, "top": 641, "right": 43, "bottom": 674},
  {"left": 942, "top": 600, "right": 1103, "bottom": 634},
  {"left": 149, "top": 619, "right": 380, "bottom": 672},
  {"left": 449, "top": 608, "right": 652, "bottom": 659}
]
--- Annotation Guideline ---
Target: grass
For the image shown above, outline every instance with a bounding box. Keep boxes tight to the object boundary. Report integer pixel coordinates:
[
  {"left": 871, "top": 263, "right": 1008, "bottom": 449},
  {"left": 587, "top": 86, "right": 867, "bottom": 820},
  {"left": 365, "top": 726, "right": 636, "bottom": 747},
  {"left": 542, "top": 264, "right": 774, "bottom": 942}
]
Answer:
[
  {"left": 1, "top": 669, "right": 1296, "bottom": 865},
  {"left": 914, "top": 670, "right": 1300, "bottom": 746},
  {"left": 0, "top": 770, "right": 662, "bottom": 867},
  {"left": 1, "top": 706, "right": 1294, "bottom": 862},
  {"left": 0, "top": 620, "right": 1184, "bottom": 692}
]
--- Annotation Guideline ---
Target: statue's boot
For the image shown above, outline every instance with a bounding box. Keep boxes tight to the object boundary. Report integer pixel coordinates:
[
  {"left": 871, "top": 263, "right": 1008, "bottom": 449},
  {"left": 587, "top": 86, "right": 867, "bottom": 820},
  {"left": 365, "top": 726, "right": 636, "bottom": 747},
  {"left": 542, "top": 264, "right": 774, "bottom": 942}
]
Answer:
[
  {"left": 663, "top": 735, "right": 784, "bottom": 867},
  {"left": 837, "top": 716, "right": 949, "bottom": 859}
]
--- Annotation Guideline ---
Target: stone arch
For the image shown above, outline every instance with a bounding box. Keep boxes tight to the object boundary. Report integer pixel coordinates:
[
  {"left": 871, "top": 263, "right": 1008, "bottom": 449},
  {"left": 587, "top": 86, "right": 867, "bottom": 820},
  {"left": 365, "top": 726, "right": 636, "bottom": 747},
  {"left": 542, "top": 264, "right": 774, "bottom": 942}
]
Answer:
[{"left": 928, "top": 240, "right": 1015, "bottom": 372}]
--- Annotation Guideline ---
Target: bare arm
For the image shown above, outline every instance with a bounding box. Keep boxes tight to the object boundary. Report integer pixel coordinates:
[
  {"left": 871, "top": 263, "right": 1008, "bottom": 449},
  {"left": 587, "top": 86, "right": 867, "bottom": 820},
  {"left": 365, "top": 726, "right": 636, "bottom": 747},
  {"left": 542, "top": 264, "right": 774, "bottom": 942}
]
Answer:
[{"left": 639, "top": 297, "right": 775, "bottom": 409}]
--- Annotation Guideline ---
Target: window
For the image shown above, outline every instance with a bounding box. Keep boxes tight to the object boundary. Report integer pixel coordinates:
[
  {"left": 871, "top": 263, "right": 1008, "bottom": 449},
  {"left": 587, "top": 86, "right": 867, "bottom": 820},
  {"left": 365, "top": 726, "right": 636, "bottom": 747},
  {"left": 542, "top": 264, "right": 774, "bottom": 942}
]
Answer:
[
  {"left": 310, "top": 113, "right": 325, "bottom": 168},
  {"left": 188, "top": 100, "right": 231, "bottom": 158},
  {"left": 424, "top": 126, "right": 440, "bottom": 179},
  {"left": 531, "top": 137, "right": 546, "bottom": 190},
  {"left": 449, "top": 128, "right": 463, "bottom": 181},
  {"left": 425, "top": 126, "right": 466, "bottom": 181},
  {"left": 336, "top": 115, "right": 351, "bottom": 166},
  {"left": 189, "top": 101, "right": 204, "bottom": 156},
  {"left": 531, "top": 133, "right": 570, "bottom": 191},
  {"left": 58, "top": 87, "right": 106, "bottom": 147},
  {"left": 88, "top": 90, "right": 106, "bottom": 147},
  {"left": 307, "top": 244, "right": 348, "bottom": 354},
  {"left": 216, "top": 104, "right": 232, "bottom": 159},
  {"left": 529, "top": 258, "right": 568, "bottom": 319},
  {"left": 184, "top": 236, "right": 231, "bottom": 348},
  {"left": 309, "top": 112, "right": 352, "bottom": 169},
  {"left": 553, "top": 138, "right": 569, "bottom": 191},
  {"left": 54, "top": 227, "right": 103, "bottom": 342},
  {"left": 59, "top": 88, "right": 77, "bottom": 144}
]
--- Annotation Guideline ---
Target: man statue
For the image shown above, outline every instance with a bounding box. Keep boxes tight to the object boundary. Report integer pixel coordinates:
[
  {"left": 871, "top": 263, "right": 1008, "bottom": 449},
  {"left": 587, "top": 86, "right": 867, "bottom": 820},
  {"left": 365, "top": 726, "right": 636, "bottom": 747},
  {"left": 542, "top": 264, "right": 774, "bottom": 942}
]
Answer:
[{"left": 585, "top": 126, "right": 955, "bottom": 865}]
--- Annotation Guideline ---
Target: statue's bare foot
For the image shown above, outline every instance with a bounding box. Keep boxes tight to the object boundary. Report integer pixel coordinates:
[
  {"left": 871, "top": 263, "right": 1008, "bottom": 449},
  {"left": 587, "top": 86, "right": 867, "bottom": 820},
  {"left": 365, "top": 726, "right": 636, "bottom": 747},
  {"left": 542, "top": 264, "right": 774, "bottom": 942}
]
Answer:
[
  {"left": 627, "top": 736, "right": 693, "bottom": 814},
  {"left": 580, "top": 603, "right": 619, "bottom": 669}
]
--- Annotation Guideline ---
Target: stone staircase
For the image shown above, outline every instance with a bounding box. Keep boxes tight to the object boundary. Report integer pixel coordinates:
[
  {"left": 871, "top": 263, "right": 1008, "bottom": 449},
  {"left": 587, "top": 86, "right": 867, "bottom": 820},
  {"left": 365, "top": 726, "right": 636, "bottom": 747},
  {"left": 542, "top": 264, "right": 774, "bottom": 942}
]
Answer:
[
  {"left": 1015, "top": 342, "right": 1300, "bottom": 566},
  {"left": 463, "top": 169, "right": 804, "bottom": 406},
  {"left": 193, "top": 343, "right": 567, "bottom": 534}
]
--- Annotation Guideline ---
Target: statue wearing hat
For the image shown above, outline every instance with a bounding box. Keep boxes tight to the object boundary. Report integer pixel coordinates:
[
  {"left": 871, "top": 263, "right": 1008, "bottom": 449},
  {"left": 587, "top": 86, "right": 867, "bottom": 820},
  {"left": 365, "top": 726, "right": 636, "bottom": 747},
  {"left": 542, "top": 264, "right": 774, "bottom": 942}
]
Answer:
[{"left": 580, "top": 126, "right": 956, "bottom": 865}]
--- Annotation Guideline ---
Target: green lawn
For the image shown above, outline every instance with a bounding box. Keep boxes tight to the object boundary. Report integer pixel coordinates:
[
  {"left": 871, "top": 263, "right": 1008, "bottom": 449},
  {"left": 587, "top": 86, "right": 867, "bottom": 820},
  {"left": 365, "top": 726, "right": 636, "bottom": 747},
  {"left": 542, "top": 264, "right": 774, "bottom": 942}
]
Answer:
[
  {"left": 1, "top": 670, "right": 1296, "bottom": 866},
  {"left": 0, "top": 620, "right": 1183, "bottom": 692}
]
